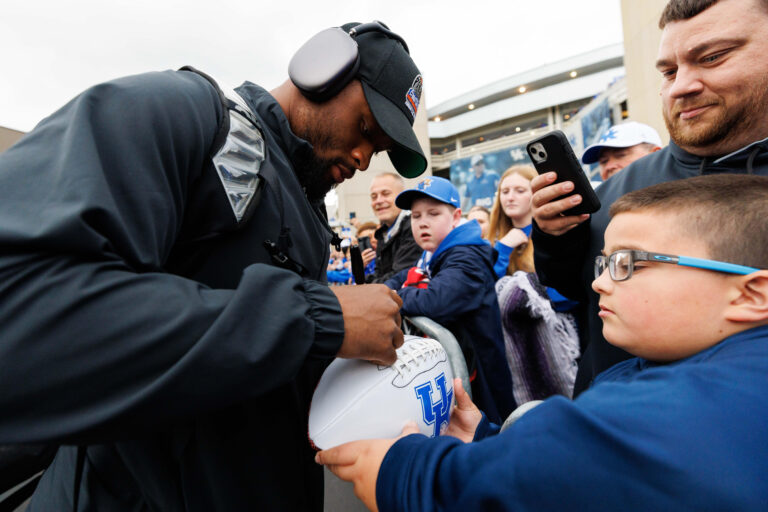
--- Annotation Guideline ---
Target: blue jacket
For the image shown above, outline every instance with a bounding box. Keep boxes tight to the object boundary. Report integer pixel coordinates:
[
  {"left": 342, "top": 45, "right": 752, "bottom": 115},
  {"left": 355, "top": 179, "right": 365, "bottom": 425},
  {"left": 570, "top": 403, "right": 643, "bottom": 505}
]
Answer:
[
  {"left": 386, "top": 221, "right": 516, "bottom": 423},
  {"left": 377, "top": 325, "right": 768, "bottom": 511}
]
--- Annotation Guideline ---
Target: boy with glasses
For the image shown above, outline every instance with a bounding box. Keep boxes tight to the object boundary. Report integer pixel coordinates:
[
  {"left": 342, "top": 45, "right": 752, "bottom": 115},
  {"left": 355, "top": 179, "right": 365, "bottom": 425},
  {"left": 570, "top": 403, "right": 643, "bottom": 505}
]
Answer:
[{"left": 316, "top": 174, "right": 768, "bottom": 511}]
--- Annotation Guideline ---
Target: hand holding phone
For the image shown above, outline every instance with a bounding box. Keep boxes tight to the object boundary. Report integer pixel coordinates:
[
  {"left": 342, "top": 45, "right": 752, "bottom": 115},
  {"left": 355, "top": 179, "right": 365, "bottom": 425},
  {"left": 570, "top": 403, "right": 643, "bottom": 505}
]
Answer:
[{"left": 527, "top": 130, "right": 600, "bottom": 217}]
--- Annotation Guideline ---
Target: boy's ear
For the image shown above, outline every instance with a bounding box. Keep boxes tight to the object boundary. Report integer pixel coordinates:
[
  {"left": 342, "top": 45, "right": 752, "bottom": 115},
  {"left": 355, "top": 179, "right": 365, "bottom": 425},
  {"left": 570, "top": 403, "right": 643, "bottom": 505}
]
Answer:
[
  {"left": 452, "top": 208, "right": 462, "bottom": 228},
  {"left": 725, "top": 271, "right": 768, "bottom": 324}
]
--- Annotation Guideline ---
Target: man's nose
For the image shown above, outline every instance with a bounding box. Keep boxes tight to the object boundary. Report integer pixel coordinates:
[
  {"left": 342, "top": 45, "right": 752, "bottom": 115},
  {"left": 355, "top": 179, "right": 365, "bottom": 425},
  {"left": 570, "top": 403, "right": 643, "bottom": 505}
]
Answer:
[
  {"left": 666, "top": 64, "right": 705, "bottom": 99},
  {"left": 605, "top": 158, "right": 622, "bottom": 172},
  {"left": 351, "top": 143, "right": 374, "bottom": 171}
]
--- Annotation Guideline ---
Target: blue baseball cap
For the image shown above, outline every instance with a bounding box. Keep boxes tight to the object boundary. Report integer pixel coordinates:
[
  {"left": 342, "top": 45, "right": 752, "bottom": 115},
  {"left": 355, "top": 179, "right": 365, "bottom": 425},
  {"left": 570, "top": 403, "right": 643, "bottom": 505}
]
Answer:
[{"left": 395, "top": 176, "right": 461, "bottom": 210}]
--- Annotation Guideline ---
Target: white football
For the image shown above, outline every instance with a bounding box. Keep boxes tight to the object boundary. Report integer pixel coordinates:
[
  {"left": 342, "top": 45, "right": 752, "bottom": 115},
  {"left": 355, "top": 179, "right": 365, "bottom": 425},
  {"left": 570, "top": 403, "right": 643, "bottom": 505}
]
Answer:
[{"left": 309, "top": 335, "right": 455, "bottom": 449}]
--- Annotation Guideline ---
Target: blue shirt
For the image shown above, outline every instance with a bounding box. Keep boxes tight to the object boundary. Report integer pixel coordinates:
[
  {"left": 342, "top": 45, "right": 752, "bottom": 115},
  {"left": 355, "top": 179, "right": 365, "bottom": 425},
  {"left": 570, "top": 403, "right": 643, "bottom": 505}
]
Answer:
[
  {"left": 466, "top": 171, "right": 500, "bottom": 208},
  {"left": 378, "top": 325, "right": 768, "bottom": 511}
]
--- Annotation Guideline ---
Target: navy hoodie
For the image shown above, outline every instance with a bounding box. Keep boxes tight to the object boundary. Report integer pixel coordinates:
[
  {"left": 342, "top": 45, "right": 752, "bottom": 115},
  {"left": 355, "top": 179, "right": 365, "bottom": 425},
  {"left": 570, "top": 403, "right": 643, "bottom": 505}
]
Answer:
[
  {"left": 376, "top": 325, "right": 768, "bottom": 511},
  {"left": 386, "top": 221, "right": 516, "bottom": 423}
]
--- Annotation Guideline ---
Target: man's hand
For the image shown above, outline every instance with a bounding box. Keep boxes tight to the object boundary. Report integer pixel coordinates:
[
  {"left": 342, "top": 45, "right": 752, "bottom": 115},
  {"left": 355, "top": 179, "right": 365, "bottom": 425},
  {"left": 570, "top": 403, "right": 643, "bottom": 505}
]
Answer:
[
  {"left": 531, "top": 172, "right": 590, "bottom": 236},
  {"left": 316, "top": 422, "right": 420, "bottom": 512},
  {"left": 444, "top": 378, "right": 482, "bottom": 443},
  {"left": 361, "top": 248, "right": 376, "bottom": 266},
  {"left": 332, "top": 284, "right": 404, "bottom": 365}
]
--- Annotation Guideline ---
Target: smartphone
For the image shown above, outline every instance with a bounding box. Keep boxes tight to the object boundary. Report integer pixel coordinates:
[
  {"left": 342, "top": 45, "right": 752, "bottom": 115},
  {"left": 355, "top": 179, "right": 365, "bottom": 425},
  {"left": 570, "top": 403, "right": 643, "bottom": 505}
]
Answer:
[
  {"left": 358, "top": 236, "right": 373, "bottom": 252},
  {"left": 349, "top": 245, "right": 365, "bottom": 284},
  {"left": 526, "top": 130, "right": 601, "bottom": 216}
]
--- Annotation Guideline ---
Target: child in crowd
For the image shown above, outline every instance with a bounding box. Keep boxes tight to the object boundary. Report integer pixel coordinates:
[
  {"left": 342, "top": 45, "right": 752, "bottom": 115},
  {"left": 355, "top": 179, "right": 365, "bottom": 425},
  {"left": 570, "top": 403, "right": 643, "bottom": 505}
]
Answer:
[
  {"left": 318, "top": 174, "right": 768, "bottom": 511},
  {"left": 489, "top": 164, "right": 577, "bottom": 311},
  {"left": 385, "top": 176, "right": 516, "bottom": 424},
  {"left": 466, "top": 205, "right": 490, "bottom": 239},
  {"left": 355, "top": 221, "right": 379, "bottom": 278}
]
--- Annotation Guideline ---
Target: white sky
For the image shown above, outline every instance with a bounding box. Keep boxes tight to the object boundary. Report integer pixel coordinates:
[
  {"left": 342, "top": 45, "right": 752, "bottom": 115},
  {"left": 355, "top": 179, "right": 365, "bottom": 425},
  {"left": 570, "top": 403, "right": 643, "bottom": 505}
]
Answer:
[{"left": 0, "top": 0, "right": 623, "bottom": 132}]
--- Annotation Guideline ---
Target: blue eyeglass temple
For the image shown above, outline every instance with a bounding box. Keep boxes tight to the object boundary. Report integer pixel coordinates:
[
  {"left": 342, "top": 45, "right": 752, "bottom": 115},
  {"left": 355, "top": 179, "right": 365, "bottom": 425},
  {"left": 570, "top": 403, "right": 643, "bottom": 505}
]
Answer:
[{"left": 648, "top": 253, "right": 760, "bottom": 275}]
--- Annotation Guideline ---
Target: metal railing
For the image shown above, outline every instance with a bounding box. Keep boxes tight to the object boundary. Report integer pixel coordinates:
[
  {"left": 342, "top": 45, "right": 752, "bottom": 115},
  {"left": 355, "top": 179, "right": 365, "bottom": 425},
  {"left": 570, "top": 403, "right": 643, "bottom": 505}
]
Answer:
[{"left": 402, "top": 316, "right": 471, "bottom": 399}]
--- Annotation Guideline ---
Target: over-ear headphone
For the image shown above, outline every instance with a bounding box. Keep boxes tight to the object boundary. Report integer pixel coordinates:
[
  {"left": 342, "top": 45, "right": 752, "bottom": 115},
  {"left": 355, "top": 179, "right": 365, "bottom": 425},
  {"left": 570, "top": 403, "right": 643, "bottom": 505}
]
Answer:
[{"left": 288, "top": 21, "right": 409, "bottom": 103}]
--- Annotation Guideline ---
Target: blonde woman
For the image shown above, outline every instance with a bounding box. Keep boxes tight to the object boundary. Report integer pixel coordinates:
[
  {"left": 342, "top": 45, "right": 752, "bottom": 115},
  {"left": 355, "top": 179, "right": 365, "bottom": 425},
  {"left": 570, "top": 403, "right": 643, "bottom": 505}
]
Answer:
[
  {"left": 489, "top": 164, "right": 576, "bottom": 311},
  {"left": 488, "top": 165, "right": 537, "bottom": 277}
]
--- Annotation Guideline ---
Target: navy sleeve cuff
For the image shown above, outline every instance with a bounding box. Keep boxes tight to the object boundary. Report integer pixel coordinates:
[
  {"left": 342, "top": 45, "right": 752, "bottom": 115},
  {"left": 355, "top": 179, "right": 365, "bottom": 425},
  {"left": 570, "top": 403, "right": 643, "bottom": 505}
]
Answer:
[{"left": 472, "top": 412, "right": 501, "bottom": 441}]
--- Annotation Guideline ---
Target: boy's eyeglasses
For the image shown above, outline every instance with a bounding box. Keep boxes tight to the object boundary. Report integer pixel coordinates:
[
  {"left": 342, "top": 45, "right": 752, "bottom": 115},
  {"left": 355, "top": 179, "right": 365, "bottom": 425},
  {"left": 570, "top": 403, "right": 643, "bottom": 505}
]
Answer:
[{"left": 594, "top": 249, "right": 761, "bottom": 282}]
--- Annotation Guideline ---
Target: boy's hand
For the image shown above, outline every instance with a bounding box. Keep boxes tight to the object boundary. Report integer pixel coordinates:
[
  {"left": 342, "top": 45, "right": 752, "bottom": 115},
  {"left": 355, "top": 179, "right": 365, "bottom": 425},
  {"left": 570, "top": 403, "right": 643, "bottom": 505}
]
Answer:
[
  {"left": 316, "top": 422, "right": 420, "bottom": 512},
  {"left": 332, "top": 285, "right": 404, "bottom": 366},
  {"left": 531, "top": 172, "right": 590, "bottom": 236},
  {"left": 444, "top": 378, "right": 482, "bottom": 443}
]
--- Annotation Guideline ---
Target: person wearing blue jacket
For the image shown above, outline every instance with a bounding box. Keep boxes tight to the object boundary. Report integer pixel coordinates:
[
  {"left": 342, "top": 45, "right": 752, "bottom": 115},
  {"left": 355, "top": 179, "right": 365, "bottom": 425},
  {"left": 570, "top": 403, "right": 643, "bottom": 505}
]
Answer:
[
  {"left": 385, "top": 176, "right": 516, "bottom": 424},
  {"left": 317, "top": 174, "right": 768, "bottom": 511}
]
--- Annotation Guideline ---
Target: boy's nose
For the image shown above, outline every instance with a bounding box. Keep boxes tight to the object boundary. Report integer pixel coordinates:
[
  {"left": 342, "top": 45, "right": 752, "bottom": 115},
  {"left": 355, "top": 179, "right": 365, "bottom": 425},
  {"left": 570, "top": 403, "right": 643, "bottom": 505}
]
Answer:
[{"left": 591, "top": 268, "right": 612, "bottom": 294}]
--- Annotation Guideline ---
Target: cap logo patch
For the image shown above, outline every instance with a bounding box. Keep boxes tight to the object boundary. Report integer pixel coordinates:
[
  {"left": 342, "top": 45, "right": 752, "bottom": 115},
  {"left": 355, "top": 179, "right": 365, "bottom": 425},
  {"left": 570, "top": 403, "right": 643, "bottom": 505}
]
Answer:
[
  {"left": 419, "top": 178, "right": 433, "bottom": 190},
  {"left": 599, "top": 128, "right": 619, "bottom": 143},
  {"left": 405, "top": 74, "right": 423, "bottom": 120}
]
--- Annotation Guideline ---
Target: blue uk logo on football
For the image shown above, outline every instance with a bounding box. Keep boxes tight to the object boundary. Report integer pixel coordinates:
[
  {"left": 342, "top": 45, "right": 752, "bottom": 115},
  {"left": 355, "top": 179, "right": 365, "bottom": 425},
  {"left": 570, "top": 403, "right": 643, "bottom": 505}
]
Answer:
[{"left": 414, "top": 372, "right": 453, "bottom": 437}]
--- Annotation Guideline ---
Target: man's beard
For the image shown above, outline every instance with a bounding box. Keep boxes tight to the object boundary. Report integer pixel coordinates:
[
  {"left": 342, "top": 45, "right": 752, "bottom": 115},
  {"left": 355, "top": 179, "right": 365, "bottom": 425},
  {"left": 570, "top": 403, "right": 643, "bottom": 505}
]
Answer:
[
  {"left": 293, "top": 150, "right": 337, "bottom": 202},
  {"left": 664, "top": 76, "right": 768, "bottom": 151},
  {"left": 664, "top": 96, "right": 735, "bottom": 149},
  {"left": 293, "top": 119, "right": 343, "bottom": 201}
]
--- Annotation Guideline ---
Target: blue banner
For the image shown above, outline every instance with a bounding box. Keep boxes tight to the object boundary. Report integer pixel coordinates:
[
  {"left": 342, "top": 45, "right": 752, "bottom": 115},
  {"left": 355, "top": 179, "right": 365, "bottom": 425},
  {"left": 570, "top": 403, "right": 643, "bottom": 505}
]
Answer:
[{"left": 449, "top": 144, "right": 530, "bottom": 210}]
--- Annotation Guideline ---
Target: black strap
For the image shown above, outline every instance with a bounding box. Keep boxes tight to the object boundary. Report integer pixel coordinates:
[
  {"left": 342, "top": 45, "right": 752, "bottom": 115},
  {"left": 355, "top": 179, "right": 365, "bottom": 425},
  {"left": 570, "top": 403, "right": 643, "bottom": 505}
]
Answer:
[
  {"left": 0, "top": 472, "right": 42, "bottom": 512},
  {"left": 350, "top": 245, "right": 365, "bottom": 284}
]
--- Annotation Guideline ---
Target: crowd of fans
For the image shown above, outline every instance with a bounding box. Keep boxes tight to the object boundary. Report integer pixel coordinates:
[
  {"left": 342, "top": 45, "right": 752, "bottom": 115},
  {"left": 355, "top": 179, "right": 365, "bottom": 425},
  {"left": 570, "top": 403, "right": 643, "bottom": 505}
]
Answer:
[
  {"left": 3, "top": 1, "right": 768, "bottom": 510},
  {"left": 328, "top": 163, "right": 586, "bottom": 406},
  {"left": 317, "top": 2, "right": 768, "bottom": 510}
]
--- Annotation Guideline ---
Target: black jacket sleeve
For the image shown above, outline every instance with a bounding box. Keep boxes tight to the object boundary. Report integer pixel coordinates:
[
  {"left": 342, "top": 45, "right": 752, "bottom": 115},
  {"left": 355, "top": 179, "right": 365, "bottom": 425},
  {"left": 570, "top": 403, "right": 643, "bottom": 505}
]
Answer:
[
  {"left": 0, "top": 70, "right": 343, "bottom": 445},
  {"left": 372, "top": 218, "right": 423, "bottom": 284},
  {"left": 531, "top": 219, "right": 592, "bottom": 302},
  {"left": 390, "top": 232, "right": 423, "bottom": 277}
]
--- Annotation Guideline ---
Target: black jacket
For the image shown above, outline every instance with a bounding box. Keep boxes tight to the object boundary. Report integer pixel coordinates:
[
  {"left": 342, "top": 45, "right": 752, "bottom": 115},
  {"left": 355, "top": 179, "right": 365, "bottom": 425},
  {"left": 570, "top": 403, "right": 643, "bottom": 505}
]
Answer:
[
  {"left": 533, "top": 139, "right": 768, "bottom": 395},
  {"left": 0, "top": 69, "right": 344, "bottom": 510},
  {"left": 370, "top": 212, "right": 422, "bottom": 283}
]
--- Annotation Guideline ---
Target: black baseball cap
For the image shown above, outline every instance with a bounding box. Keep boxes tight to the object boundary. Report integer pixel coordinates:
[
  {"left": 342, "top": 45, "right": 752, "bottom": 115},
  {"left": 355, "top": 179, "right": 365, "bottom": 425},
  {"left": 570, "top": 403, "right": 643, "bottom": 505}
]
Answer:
[{"left": 343, "top": 22, "right": 427, "bottom": 179}]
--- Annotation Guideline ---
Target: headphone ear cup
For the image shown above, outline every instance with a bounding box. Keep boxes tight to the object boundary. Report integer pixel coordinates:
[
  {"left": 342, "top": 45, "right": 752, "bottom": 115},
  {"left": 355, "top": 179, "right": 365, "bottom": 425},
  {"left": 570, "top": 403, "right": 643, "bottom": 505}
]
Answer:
[{"left": 289, "top": 28, "right": 360, "bottom": 102}]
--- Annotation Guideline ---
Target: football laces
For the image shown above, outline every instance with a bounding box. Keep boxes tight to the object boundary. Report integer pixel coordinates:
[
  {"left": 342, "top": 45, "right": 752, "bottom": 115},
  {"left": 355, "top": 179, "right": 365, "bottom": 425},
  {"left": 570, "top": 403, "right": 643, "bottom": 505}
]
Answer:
[{"left": 392, "top": 338, "right": 443, "bottom": 380}]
